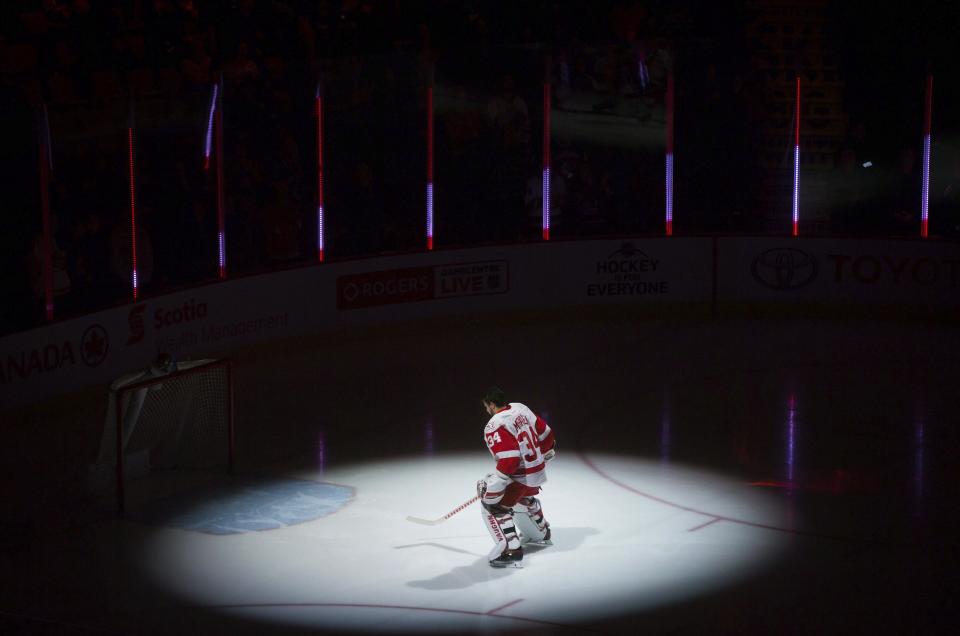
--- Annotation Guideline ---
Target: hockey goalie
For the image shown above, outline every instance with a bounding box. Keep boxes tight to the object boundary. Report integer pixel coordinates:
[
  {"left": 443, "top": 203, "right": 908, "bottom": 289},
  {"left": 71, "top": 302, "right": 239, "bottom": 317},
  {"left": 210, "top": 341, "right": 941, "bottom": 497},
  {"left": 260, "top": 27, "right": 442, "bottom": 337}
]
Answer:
[{"left": 478, "top": 386, "right": 557, "bottom": 568}]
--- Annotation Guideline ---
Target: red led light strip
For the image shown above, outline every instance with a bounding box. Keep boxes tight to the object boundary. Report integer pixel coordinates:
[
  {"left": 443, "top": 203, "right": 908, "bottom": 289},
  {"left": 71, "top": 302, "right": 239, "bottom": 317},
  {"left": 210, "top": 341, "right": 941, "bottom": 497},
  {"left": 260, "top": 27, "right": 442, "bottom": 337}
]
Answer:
[
  {"left": 921, "top": 75, "right": 932, "bottom": 238},
  {"left": 792, "top": 76, "right": 800, "bottom": 237},
  {"left": 128, "top": 126, "right": 138, "bottom": 300}
]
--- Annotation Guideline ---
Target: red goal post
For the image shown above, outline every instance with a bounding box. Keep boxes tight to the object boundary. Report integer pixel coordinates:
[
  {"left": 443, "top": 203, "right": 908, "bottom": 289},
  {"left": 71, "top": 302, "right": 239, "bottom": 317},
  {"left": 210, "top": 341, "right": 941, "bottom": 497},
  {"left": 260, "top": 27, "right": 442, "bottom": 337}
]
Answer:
[{"left": 97, "top": 358, "right": 235, "bottom": 513}]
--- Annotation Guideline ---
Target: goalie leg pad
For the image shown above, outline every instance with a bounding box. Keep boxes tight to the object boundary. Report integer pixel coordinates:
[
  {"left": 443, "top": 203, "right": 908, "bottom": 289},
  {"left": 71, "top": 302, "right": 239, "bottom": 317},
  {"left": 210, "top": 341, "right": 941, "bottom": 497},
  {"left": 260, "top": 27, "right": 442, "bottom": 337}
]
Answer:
[
  {"left": 481, "top": 507, "right": 521, "bottom": 560},
  {"left": 514, "top": 496, "right": 550, "bottom": 543},
  {"left": 517, "top": 496, "right": 549, "bottom": 533},
  {"left": 513, "top": 510, "right": 542, "bottom": 544}
]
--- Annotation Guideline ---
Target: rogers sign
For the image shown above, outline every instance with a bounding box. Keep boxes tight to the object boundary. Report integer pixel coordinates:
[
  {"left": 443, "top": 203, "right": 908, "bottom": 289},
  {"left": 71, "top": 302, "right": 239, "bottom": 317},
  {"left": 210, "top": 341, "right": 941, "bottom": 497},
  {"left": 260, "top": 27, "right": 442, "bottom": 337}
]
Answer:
[
  {"left": 337, "top": 261, "right": 509, "bottom": 310},
  {"left": 338, "top": 267, "right": 433, "bottom": 309},
  {"left": 127, "top": 299, "right": 209, "bottom": 345}
]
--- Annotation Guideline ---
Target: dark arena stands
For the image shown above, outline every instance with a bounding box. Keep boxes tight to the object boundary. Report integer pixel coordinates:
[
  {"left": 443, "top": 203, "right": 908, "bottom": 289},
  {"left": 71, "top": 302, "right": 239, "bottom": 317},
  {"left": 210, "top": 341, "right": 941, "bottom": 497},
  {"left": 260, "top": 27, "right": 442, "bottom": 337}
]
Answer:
[{"left": 1, "top": 1, "right": 958, "bottom": 333}]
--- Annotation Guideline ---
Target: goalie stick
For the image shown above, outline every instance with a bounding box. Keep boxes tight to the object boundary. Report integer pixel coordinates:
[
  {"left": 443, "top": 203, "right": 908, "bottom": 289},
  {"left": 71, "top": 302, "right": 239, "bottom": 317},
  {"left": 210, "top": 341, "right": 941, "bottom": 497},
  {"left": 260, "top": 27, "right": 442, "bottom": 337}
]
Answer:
[{"left": 406, "top": 495, "right": 479, "bottom": 526}]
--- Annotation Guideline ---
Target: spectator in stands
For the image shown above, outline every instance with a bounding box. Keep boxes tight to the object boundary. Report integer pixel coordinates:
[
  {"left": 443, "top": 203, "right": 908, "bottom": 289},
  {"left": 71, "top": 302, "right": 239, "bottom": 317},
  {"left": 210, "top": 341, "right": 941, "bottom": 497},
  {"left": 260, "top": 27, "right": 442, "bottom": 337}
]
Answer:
[
  {"left": 224, "top": 0, "right": 265, "bottom": 55},
  {"left": 484, "top": 74, "right": 530, "bottom": 240},
  {"left": 444, "top": 84, "right": 485, "bottom": 158},
  {"left": 28, "top": 214, "right": 72, "bottom": 315},
  {"left": 71, "top": 211, "right": 111, "bottom": 309},
  {"left": 351, "top": 160, "right": 386, "bottom": 254},
  {"left": 573, "top": 154, "right": 603, "bottom": 233},
  {"left": 0, "top": 0, "right": 772, "bottom": 333},
  {"left": 47, "top": 40, "right": 79, "bottom": 102},
  {"left": 262, "top": 183, "right": 303, "bottom": 263},
  {"left": 830, "top": 149, "right": 870, "bottom": 234},
  {"left": 486, "top": 74, "right": 530, "bottom": 153},
  {"left": 844, "top": 121, "right": 873, "bottom": 166},
  {"left": 274, "top": 133, "right": 305, "bottom": 206},
  {"left": 597, "top": 169, "right": 619, "bottom": 230},
  {"left": 177, "top": 200, "right": 218, "bottom": 283},
  {"left": 224, "top": 41, "right": 260, "bottom": 85},
  {"left": 587, "top": 41, "right": 622, "bottom": 114},
  {"left": 435, "top": 84, "right": 484, "bottom": 245},
  {"left": 179, "top": 35, "right": 211, "bottom": 87},
  {"left": 631, "top": 150, "right": 662, "bottom": 232},
  {"left": 891, "top": 145, "right": 920, "bottom": 236}
]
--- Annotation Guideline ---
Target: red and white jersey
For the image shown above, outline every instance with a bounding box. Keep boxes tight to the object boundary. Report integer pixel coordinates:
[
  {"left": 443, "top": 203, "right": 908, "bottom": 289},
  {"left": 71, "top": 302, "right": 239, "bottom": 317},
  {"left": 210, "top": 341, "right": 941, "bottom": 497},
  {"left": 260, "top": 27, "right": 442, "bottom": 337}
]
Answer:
[{"left": 484, "top": 402, "right": 556, "bottom": 487}]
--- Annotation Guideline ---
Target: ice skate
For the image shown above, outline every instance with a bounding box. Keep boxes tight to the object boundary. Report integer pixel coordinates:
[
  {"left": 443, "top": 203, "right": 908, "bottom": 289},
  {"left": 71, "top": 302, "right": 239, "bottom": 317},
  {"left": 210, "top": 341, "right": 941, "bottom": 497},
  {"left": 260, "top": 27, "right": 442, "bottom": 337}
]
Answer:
[
  {"left": 526, "top": 526, "right": 552, "bottom": 546},
  {"left": 489, "top": 547, "right": 524, "bottom": 568}
]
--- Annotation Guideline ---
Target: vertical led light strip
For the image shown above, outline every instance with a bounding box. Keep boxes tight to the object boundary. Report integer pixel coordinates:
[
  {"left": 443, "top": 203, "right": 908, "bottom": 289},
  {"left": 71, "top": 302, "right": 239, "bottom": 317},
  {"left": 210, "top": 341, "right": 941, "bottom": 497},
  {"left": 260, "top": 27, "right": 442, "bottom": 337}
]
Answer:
[
  {"left": 203, "top": 82, "right": 218, "bottom": 171},
  {"left": 215, "top": 77, "right": 226, "bottom": 278},
  {"left": 921, "top": 74, "right": 932, "bottom": 238},
  {"left": 38, "top": 105, "right": 54, "bottom": 320},
  {"left": 543, "top": 79, "right": 551, "bottom": 241},
  {"left": 128, "top": 125, "right": 138, "bottom": 300},
  {"left": 665, "top": 71, "right": 674, "bottom": 236},
  {"left": 316, "top": 84, "right": 325, "bottom": 262},
  {"left": 426, "top": 77, "right": 434, "bottom": 251},
  {"left": 792, "top": 76, "right": 800, "bottom": 237}
]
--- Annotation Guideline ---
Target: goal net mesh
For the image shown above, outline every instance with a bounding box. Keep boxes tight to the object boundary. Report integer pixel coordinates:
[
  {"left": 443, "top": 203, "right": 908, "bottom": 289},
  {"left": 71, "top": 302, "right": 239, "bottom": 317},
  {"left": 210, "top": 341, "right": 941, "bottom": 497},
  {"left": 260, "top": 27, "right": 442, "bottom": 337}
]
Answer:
[{"left": 92, "top": 359, "right": 231, "bottom": 481}]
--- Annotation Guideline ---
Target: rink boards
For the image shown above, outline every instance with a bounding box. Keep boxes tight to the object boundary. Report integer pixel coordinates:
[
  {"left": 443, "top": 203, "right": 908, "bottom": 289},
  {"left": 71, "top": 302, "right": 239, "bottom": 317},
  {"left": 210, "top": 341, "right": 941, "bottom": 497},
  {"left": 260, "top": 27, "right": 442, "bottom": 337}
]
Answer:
[{"left": 1, "top": 235, "right": 957, "bottom": 407}]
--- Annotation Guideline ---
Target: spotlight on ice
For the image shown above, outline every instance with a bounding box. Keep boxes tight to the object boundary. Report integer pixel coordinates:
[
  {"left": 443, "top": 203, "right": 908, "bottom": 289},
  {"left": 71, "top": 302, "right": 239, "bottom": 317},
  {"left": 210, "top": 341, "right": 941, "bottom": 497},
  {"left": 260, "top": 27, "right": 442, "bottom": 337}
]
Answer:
[{"left": 138, "top": 453, "right": 789, "bottom": 633}]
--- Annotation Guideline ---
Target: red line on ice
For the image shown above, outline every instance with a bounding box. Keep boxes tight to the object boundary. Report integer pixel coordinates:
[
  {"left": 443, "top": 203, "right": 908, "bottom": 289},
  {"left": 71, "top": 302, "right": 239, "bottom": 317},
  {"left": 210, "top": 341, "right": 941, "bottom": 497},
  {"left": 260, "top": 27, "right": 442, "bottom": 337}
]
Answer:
[
  {"left": 209, "top": 602, "right": 595, "bottom": 632},
  {"left": 578, "top": 452, "right": 855, "bottom": 541},
  {"left": 486, "top": 598, "right": 524, "bottom": 615},
  {"left": 687, "top": 517, "right": 722, "bottom": 532}
]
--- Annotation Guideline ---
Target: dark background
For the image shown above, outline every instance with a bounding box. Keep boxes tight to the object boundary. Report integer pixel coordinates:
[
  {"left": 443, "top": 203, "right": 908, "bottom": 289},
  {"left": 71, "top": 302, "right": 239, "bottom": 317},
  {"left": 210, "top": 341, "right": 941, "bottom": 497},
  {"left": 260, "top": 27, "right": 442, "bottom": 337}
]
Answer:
[{"left": 1, "top": 0, "right": 959, "bottom": 336}]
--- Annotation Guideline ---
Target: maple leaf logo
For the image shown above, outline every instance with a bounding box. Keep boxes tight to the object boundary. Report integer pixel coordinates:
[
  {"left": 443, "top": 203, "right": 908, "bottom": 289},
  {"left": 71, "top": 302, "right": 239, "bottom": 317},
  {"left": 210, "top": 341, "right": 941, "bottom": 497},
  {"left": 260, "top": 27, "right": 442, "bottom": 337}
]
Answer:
[{"left": 81, "top": 325, "right": 109, "bottom": 367}]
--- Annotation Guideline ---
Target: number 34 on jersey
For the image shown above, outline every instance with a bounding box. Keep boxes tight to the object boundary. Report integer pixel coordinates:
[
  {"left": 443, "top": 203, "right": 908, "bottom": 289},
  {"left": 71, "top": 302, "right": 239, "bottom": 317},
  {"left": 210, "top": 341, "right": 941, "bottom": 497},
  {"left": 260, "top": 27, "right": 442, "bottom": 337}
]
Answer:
[{"left": 484, "top": 404, "right": 556, "bottom": 487}]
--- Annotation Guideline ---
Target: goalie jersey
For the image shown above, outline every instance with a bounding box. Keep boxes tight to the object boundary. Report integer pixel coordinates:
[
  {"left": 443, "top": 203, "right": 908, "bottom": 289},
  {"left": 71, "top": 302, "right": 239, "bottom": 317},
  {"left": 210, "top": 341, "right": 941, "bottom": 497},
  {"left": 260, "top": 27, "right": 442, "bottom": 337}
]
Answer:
[{"left": 484, "top": 403, "right": 556, "bottom": 487}]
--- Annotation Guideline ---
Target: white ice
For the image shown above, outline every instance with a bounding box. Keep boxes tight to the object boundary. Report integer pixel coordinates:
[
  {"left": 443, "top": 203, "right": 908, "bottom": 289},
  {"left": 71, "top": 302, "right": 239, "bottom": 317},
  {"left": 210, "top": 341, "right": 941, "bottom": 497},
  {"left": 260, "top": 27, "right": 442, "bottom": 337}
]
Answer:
[{"left": 140, "top": 452, "right": 788, "bottom": 633}]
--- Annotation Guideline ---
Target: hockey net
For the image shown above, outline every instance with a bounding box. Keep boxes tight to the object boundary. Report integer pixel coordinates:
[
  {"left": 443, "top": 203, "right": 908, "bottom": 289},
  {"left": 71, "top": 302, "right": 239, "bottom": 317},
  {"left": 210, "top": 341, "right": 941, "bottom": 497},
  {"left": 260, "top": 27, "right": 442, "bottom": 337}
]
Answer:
[{"left": 89, "top": 358, "right": 234, "bottom": 512}]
